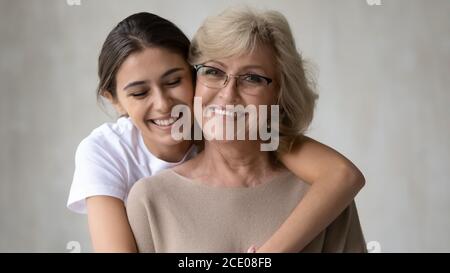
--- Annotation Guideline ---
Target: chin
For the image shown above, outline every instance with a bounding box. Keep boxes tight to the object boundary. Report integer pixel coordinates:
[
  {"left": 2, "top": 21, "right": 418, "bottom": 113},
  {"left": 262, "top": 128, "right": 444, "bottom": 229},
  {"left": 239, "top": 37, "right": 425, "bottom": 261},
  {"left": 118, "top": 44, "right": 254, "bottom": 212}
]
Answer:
[{"left": 157, "top": 134, "right": 186, "bottom": 147}]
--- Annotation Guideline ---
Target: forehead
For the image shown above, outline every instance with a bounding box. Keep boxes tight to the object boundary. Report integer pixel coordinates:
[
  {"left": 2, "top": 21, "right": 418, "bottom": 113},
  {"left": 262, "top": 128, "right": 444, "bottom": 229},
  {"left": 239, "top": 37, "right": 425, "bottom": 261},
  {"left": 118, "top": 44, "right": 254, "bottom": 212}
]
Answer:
[
  {"left": 116, "top": 47, "right": 188, "bottom": 84},
  {"left": 125, "top": 47, "right": 186, "bottom": 69},
  {"left": 210, "top": 44, "right": 278, "bottom": 75}
]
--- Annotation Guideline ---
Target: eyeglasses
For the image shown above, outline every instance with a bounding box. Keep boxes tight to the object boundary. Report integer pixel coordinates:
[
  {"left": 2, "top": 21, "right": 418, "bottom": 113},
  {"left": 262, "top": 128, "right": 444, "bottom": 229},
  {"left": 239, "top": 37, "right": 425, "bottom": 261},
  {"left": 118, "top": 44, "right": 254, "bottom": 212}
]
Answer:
[{"left": 194, "top": 64, "right": 273, "bottom": 94}]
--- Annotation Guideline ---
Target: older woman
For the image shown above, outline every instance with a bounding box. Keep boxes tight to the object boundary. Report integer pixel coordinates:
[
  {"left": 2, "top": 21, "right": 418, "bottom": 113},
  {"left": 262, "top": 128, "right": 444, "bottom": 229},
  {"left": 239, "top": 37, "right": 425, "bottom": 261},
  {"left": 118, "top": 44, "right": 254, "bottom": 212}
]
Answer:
[{"left": 126, "top": 8, "right": 366, "bottom": 252}]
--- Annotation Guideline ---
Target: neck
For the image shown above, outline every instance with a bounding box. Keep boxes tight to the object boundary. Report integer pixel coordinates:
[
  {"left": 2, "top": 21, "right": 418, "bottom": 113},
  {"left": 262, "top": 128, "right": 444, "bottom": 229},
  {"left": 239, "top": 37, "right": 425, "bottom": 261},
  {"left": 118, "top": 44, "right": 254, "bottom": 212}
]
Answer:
[
  {"left": 143, "top": 138, "right": 193, "bottom": 163},
  {"left": 196, "top": 140, "right": 277, "bottom": 187}
]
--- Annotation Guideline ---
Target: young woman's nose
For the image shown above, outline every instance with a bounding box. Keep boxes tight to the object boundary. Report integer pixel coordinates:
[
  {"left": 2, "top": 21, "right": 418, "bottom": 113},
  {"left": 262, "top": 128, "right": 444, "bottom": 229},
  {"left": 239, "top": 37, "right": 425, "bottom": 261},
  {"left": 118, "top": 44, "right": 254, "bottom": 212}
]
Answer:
[{"left": 152, "top": 88, "right": 173, "bottom": 113}]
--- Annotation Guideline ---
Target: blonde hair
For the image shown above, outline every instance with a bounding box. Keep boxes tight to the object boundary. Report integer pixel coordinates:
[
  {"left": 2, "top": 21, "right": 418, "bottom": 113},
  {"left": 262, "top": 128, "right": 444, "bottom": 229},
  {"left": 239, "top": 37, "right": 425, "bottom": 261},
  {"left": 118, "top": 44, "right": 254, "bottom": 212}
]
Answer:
[{"left": 189, "top": 7, "right": 318, "bottom": 155}]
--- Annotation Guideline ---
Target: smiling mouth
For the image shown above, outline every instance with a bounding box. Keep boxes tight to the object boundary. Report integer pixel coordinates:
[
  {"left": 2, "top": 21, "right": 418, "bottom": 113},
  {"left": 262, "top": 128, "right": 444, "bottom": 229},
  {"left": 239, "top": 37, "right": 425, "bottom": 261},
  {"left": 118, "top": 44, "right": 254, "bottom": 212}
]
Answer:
[
  {"left": 205, "top": 106, "right": 246, "bottom": 118},
  {"left": 149, "top": 112, "right": 183, "bottom": 127}
]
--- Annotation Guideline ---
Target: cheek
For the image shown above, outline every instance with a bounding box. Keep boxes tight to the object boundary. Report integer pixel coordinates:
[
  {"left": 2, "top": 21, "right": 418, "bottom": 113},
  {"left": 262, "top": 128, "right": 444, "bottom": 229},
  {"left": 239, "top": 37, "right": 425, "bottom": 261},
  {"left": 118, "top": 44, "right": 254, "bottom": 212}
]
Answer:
[
  {"left": 172, "top": 82, "right": 195, "bottom": 105},
  {"left": 120, "top": 98, "right": 148, "bottom": 120},
  {"left": 194, "top": 85, "right": 214, "bottom": 105},
  {"left": 270, "top": 86, "right": 280, "bottom": 104},
  {"left": 113, "top": 94, "right": 130, "bottom": 115},
  {"left": 183, "top": 86, "right": 195, "bottom": 104},
  {"left": 259, "top": 88, "right": 279, "bottom": 105},
  {"left": 244, "top": 93, "right": 276, "bottom": 108}
]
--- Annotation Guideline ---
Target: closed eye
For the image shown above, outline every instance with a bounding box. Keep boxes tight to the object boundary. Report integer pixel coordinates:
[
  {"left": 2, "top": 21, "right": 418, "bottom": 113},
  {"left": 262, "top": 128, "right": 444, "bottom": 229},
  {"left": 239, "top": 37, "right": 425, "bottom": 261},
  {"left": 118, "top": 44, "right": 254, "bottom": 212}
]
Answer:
[
  {"left": 130, "top": 90, "right": 149, "bottom": 98},
  {"left": 165, "top": 78, "right": 181, "bottom": 86}
]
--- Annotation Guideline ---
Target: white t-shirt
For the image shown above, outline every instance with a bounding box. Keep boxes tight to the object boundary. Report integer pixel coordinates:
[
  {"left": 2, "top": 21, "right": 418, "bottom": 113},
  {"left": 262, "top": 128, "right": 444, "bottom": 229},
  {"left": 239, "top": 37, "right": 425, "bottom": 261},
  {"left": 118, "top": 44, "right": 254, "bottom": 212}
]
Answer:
[{"left": 67, "top": 117, "right": 197, "bottom": 214}]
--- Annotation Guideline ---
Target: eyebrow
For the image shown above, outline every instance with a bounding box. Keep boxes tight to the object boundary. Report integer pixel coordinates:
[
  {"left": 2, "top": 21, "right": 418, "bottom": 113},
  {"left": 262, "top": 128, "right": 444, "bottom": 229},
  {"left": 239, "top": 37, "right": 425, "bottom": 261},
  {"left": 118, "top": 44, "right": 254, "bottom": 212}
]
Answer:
[
  {"left": 207, "top": 60, "right": 227, "bottom": 68},
  {"left": 240, "top": 65, "right": 266, "bottom": 71},
  {"left": 123, "top": 80, "right": 148, "bottom": 90},
  {"left": 161, "top": 67, "right": 184, "bottom": 78},
  {"left": 206, "top": 61, "right": 267, "bottom": 74},
  {"left": 123, "top": 67, "right": 185, "bottom": 90}
]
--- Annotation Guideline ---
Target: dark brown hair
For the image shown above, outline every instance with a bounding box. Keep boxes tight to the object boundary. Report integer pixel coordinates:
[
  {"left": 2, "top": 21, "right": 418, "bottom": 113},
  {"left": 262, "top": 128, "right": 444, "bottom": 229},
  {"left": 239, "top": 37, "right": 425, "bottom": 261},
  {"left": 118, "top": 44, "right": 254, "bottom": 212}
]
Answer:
[{"left": 97, "top": 12, "right": 191, "bottom": 101}]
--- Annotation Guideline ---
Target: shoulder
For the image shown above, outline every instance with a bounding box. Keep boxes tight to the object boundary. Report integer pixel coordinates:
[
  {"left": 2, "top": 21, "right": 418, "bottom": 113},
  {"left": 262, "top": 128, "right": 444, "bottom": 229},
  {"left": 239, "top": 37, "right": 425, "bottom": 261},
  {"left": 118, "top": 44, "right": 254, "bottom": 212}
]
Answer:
[
  {"left": 86, "top": 117, "right": 134, "bottom": 146},
  {"left": 126, "top": 170, "right": 176, "bottom": 207},
  {"left": 265, "top": 170, "right": 311, "bottom": 200},
  {"left": 131, "top": 169, "right": 176, "bottom": 193},
  {"left": 76, "top": 117, "right": 136, "bottom": 159},
  {"left": 274, "top": 170, "right": 310, "bottom": 188}
]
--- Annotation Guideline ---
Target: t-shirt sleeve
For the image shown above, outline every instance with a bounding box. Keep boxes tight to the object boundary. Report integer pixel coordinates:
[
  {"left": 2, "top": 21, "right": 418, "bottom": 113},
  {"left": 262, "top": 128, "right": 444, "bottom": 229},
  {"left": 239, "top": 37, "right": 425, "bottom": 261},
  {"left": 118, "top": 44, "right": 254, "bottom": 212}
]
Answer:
[
  {"left": 126, "top": 179, "right": 155, "bottom": 252},
  {"left": 67, "top": 137, "right": 128, "bottom": 214}
]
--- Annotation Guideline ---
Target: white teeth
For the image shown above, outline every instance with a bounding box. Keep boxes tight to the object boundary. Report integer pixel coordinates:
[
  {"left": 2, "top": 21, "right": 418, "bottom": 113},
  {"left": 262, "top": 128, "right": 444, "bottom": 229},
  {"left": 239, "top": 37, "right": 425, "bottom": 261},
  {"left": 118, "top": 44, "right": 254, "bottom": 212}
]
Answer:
[
  {"left": 153, "top": 117, "right": 177, "bottom": 126},
  {"left": 207, "top": 107, "right": 243, "bottom": 118},
  {"left": 215, "top": 108, "right": 234, "bottom": 117}
]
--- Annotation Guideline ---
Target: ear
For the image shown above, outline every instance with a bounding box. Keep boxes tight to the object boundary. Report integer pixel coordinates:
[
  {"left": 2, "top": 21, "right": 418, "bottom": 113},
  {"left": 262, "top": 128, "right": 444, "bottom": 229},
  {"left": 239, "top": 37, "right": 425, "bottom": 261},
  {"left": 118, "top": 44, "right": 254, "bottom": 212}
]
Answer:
[{"left": 101, "top": 90, "right": 127, "bottom": 116}]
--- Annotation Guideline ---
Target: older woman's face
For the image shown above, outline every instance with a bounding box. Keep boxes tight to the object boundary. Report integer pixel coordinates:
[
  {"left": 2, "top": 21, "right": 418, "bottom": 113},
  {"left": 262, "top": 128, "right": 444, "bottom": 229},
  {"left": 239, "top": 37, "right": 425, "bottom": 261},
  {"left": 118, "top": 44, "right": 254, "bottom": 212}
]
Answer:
[{"left": 194, "top": 44, "right": 279, "bottom": 142}]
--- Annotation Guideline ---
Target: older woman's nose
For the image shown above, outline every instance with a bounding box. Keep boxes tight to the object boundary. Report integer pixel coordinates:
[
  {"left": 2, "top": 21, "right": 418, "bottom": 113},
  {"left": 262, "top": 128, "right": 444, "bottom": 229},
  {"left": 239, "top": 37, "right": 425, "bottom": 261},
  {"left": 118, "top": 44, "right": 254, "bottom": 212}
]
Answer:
[{"left": 218, "top": 77, "right": 240, "bottom": 103}]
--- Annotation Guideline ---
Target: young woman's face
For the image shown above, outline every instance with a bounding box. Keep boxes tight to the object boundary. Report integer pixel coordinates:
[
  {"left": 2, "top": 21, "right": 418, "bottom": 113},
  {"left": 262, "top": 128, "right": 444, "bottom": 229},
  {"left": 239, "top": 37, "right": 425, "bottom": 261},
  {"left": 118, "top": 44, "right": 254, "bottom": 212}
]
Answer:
[{"left": 113, "top": 47, "right": 194, "bottom": 153}]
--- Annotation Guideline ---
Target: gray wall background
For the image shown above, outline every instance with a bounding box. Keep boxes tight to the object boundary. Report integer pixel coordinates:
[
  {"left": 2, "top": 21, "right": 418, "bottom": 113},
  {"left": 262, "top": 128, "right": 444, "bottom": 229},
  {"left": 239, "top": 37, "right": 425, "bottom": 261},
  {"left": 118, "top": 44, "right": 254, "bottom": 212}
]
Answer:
[{"left": 0, "top": 0, "right": 449, "bottom": 252}]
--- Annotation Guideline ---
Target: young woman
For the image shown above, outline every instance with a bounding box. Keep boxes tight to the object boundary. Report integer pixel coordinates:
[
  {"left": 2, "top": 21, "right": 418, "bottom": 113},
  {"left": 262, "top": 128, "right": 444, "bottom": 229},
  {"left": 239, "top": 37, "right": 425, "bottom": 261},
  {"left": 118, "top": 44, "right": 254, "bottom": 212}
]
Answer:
[{"left": 67, "top": 12, "right": 365, "bottom": 252}]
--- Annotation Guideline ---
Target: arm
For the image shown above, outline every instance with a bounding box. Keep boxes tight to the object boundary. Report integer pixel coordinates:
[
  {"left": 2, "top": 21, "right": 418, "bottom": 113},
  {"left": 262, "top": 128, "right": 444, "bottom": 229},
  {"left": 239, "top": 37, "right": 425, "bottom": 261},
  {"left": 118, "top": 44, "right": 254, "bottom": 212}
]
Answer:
[
  {"left": 86, "top": 196, "right": 137, "bottom": 252},
  {"left": 257, "top": 136, "right": 365, "bottom": 252}
]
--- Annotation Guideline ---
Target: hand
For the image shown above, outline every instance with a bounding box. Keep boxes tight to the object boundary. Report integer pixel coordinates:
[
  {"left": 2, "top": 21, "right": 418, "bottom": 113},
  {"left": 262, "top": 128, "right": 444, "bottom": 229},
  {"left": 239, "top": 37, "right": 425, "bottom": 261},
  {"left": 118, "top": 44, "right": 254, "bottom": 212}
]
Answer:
[{"left": 247, "top": 245, "right": 258, "bottom": 253}]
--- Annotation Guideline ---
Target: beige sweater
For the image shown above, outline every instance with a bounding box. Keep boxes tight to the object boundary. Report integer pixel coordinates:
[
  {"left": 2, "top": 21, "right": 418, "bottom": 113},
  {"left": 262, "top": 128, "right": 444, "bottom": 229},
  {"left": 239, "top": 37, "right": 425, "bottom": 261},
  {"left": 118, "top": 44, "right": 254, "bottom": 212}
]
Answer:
[{"left": 126, "top": 169, "right": 366, "bottom": 252}]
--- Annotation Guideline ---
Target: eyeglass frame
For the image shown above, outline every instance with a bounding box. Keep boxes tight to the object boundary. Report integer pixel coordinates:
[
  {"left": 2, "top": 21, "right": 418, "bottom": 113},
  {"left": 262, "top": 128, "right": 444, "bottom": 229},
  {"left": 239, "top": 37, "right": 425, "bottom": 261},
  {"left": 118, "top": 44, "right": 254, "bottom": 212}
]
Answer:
[{"left": 193, "top": 64, "right": 273, "bottom": 90}]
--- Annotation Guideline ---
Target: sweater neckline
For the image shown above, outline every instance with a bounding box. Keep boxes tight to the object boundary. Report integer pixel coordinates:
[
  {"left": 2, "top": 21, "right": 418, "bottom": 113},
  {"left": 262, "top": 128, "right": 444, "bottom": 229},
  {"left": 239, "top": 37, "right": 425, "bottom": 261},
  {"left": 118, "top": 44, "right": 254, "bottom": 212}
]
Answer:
[{"left": 164, "top": 168, "right": 293, "bottom": 192}]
